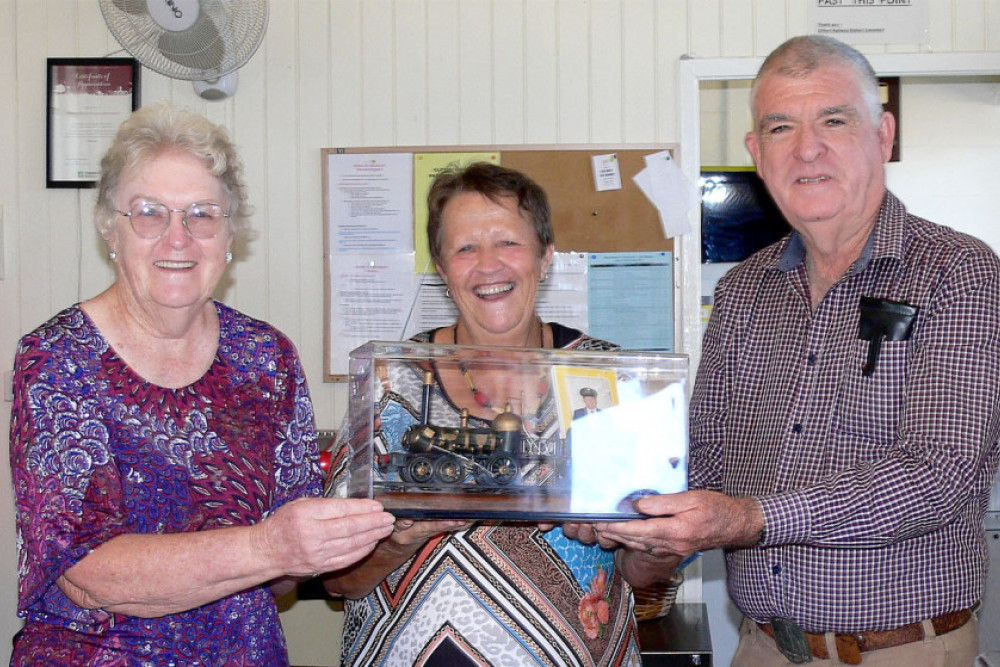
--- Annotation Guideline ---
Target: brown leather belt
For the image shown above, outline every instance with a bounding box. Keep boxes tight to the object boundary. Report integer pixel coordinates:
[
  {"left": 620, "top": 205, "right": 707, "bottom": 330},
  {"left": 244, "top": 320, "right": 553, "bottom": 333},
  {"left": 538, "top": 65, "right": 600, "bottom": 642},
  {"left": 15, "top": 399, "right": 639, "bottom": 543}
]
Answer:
[{"left": 757, "top": 609, "right": 972, "bottom": 664}]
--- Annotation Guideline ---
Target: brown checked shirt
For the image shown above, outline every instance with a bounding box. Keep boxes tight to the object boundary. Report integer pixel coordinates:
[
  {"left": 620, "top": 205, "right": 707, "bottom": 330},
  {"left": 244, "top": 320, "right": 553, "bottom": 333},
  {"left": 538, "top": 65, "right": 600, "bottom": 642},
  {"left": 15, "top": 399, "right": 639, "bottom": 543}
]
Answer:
[{"left": 691, "top": 191, "right": 1000, "bottom": 632}]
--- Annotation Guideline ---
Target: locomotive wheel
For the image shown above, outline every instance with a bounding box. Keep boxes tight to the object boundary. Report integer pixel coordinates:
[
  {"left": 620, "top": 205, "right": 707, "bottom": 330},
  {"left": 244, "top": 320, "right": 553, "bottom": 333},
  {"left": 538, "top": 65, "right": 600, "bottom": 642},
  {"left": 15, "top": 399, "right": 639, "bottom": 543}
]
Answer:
[
  {"left": 434, "top": 456, "right": 465, "bottom": 485},
  {"left": 487, "top": 455, "right": 519, "bottom": 485},
  {"left": 405, "top": 455, "right": 434, "bottom": 484}
]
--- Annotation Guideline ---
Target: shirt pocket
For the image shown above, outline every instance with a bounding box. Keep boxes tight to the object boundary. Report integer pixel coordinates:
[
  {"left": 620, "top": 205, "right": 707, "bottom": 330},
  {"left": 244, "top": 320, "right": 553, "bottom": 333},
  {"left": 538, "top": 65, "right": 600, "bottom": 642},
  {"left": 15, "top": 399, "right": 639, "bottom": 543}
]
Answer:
[{"left": 831, "top": 338, "right": 909, "bottom": 452}]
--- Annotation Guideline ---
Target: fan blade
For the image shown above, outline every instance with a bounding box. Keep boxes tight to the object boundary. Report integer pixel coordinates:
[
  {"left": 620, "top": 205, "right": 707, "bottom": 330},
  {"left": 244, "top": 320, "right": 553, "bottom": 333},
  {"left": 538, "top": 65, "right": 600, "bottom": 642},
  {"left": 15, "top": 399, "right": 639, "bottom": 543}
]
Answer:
[
  {"left": 112, "top": 0, "right": 148, "bottom": 14},
  {"left": 157, "top": 12, "right": 226, "bottom": 72}
]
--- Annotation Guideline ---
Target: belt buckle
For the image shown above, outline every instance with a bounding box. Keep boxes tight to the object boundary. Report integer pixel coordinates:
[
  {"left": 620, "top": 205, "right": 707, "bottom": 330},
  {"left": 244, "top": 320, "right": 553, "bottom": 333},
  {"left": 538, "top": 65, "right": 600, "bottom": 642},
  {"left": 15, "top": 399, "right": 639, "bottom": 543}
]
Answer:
[{"left": 769, "top": 617, "right": 814, "bottom": 664}]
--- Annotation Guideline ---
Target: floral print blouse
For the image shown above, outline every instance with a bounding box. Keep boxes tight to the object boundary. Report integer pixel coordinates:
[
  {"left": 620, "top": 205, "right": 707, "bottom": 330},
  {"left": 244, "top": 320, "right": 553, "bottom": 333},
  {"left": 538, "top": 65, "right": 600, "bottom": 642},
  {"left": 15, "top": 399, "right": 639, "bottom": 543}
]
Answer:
[{"left": 9, "top": 303, "right": 321, "bottom": 666}]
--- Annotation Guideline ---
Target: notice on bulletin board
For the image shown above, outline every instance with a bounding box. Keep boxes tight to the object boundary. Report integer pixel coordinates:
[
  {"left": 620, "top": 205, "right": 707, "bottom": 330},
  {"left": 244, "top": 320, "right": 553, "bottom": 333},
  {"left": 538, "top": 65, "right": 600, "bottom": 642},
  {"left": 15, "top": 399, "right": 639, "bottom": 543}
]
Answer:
[
  {"left": 808, "top": 0, "right": 929, "bottom": 45},
  {"left": 587, "top": 251, "right": 673, "bottom": 351},
  {"left": 325, "top": 152, "right": 414, "bottom": 254},
  {"left": 326, "top": 253, "right": 421, "bottom": 375}
]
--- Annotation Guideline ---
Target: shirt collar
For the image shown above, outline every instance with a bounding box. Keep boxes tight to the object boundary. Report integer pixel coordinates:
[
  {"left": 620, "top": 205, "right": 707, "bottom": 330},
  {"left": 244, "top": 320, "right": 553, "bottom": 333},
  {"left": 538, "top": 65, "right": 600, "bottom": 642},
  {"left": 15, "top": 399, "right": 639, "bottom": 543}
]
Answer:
[{"left": 773, "top": 191, "right": 907, "bottom": 275}]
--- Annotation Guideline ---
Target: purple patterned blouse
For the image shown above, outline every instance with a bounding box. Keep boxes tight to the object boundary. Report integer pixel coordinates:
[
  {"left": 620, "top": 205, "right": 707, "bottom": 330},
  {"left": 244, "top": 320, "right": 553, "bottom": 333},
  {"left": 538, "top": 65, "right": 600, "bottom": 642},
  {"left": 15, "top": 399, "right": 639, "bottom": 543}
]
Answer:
[{"left": 9, "top": 302, "right": 322, "bottom": 666}]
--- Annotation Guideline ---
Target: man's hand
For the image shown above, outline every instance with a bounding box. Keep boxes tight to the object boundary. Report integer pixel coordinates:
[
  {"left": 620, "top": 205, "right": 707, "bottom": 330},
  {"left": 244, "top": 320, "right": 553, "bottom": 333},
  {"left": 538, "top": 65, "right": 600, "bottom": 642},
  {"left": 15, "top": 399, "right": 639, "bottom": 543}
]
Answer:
[{"left": 594, "top": 490, "right": 764, "bottom": 558}]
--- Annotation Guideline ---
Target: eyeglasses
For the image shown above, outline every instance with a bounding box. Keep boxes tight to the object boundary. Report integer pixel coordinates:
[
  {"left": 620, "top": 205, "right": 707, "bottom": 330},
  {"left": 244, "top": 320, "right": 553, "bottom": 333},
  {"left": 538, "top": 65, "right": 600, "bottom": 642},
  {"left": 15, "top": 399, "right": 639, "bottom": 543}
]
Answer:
[{"left": 117, "top": 199, "right": 230, "bottom": 239}]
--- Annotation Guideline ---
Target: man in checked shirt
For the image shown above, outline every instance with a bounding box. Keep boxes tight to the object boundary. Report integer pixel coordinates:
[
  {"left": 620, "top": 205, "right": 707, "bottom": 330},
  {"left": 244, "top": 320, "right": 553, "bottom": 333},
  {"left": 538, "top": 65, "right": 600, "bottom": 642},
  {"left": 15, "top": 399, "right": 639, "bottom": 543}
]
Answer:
[{"left": 570, "top": 34, "right": 1000, "bottom": 665}]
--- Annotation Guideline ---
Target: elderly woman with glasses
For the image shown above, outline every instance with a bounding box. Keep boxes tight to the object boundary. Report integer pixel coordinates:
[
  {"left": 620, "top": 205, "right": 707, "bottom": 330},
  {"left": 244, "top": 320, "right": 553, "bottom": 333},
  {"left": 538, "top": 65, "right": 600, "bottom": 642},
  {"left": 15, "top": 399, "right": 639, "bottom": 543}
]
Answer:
[{"left": 8, "top": 103, "right": 394, "bottom": 666}]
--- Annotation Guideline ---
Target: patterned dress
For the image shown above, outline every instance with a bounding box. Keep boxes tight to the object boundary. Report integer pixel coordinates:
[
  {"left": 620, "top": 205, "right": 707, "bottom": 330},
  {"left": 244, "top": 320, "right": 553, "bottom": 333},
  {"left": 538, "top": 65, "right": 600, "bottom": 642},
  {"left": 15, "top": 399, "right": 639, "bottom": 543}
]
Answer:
[
  {"left": 9, "top": 302, "right": 321, "bottom": 666},
  {"left": 336, "top": 324, "right": 641, "bottom": 667}
]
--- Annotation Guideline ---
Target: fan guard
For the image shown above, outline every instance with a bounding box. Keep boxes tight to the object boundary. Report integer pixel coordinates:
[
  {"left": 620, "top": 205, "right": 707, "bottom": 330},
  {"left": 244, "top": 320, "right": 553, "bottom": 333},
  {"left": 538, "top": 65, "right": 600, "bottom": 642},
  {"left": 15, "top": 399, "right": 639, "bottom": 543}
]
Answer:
[{"left": 99, "top": 0, "right": 269, "bottom": 82}]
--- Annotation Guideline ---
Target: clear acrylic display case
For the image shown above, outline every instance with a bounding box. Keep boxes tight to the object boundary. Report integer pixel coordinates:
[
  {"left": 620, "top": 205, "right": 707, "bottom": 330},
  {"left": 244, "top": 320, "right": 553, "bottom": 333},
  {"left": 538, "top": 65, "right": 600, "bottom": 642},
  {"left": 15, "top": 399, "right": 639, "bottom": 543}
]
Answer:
[{"left": 338, "top": 340, "right": 689, "bottom": 521}]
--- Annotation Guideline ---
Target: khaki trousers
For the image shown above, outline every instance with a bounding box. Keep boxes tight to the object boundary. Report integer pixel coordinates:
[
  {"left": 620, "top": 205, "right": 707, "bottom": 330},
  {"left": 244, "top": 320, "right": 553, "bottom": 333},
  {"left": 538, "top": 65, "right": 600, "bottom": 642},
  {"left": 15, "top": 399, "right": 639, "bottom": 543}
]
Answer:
[{"left": 732, "top": 614, "right": 979, "bottom": 667}]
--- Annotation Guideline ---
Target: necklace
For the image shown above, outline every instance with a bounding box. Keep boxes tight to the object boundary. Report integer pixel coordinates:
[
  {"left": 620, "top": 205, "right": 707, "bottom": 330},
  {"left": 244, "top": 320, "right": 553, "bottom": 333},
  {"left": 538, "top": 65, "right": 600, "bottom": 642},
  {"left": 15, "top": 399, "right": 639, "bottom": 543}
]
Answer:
[
  {"left": 455, "top": 318, "right": 548, "bottom": 415},
  {"left": 458, "top": 361, "right": 506, "bottom": 413},
  {"left": 458, "top": 362, "right": 550, "bottom": 415}
]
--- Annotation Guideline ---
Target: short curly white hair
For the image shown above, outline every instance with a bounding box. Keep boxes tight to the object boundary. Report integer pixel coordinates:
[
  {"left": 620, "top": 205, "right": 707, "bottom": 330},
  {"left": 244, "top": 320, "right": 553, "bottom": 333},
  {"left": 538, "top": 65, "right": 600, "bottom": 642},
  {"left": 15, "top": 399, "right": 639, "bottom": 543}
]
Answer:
[{"left": 94, "top": 102, "right": 252, "bottom": 241}]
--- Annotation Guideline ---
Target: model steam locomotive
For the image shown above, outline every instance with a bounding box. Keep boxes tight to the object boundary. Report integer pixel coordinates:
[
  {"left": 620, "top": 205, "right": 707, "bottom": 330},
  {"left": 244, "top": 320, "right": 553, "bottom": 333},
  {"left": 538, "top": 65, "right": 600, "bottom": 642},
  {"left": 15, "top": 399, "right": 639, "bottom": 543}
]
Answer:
[{"left": 374, "top": 370, "right": 569, "bottom": 490}]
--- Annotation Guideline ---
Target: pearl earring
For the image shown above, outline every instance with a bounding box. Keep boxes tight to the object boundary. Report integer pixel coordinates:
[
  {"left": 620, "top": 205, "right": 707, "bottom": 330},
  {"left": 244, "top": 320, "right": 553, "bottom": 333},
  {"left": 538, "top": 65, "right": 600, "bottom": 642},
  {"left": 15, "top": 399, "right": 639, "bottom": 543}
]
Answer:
[
  {"left": 108, "top": 250, "right": 117, "bottom": 261},
  {"left": 225, "top": 251, "right": 233, "bottom": 264}
]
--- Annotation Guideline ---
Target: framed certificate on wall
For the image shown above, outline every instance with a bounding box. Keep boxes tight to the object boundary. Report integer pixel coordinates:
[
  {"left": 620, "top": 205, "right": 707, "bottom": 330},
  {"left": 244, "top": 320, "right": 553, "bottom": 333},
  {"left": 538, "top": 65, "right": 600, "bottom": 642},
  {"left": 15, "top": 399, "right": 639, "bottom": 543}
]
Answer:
[{"left": 46, "top": 57, "right": 140, "bottom": 188}]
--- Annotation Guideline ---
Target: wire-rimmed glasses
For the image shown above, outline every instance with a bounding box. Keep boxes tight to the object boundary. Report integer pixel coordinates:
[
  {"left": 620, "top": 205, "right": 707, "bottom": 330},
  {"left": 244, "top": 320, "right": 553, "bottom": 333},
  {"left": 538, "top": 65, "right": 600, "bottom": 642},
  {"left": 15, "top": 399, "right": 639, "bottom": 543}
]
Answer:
[{"left": 117, "top": 199, "right": 230, "bottom": 239}]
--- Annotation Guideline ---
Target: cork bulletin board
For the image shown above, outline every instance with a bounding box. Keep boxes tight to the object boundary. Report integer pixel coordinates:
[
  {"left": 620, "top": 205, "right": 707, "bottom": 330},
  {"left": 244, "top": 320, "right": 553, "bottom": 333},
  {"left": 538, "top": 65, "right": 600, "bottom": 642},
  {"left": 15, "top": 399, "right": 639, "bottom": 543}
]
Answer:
[
  {"left": 492, "top": 147, "right": 674, "bottom": 253},
  {"left": 323, "top": 143, "right": 678, "bottom": 379}
]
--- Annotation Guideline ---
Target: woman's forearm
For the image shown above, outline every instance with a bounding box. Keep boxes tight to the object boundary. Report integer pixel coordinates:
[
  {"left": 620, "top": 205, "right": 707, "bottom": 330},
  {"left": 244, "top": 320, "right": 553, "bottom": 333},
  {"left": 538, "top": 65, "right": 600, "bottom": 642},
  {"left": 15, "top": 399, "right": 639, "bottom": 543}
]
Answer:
[
  {"left": 323, "top": 538, "right": 423, "bottom": 599},
  {"left": 615, "top": 549, "right": 682, "bottom": 590},
  {"left": 58, "top": 497, "right": 394, "bottom": 617},
  {"left": 59, "top": 526, "right": 277, "bottom": 617}
]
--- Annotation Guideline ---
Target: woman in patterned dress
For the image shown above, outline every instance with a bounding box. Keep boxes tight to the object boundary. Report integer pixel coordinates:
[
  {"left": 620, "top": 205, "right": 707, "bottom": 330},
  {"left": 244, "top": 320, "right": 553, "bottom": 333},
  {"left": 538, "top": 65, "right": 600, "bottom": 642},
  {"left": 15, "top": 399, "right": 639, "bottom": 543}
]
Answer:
[
  {"left": 325, "top": 162, "right": 648, "bottom": 666},
  {"left": 8, "top": 103, "right": 394, "bottom": 666}
]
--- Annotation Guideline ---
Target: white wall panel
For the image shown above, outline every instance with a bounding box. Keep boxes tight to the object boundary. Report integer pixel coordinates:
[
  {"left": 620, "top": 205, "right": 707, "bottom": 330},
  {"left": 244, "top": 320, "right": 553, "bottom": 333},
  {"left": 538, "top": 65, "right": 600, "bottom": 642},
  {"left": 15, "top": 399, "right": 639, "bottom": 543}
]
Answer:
[
  {"left": 688, "top": 0, "right": 721, "bottom": 58},
  {"left": 329, "top": 0, "right": 365, "bottom": 146},
  {"left": 784, "top": 0, "right": 810, "bottom": 43},
  {"left": 45, "top": 4, "right": 85, "bottom": 314},
  {"left": 990, "top": 0, "right": 1000, "bottom": 49},
  {"left": 394, "top": 1, "right": 429, "bottom": 145},
  {"left": 265, "top": 2, "right": 304, "bottom": 350},
  {"left": 48, "top": 1, "right": 81, "bottom": 54},
  {"left": 621, "top": 0, "right": 656, "bottom": 143},
  {"left": 754, "top": 0, "right": 789, "bottom": 56},
  {"left": 493, "top": 1, "right": 527, "bottom": 144},
  {"left": 720, "top": 0, "right": 753, "bottom": 57},
  {"left": 229, "top": 43, "right": 269, "bottom": 318},
  {"left": 46, "top": 197, "right": 81, "bottom": 309},
  {"left": 361, "top": 1, "right": 396, "bottom": 145},
  {"left": 458, "top": 2, "right": 493, "bottom": 143},
  {"left": 524, "top": 0, "right": 559, "bottom": 143},
  {"left": 930, "top": 0, "right": 958, "bottom": 52},
  {"left": 956, "top": 0, "right": 988, "bottom": 51},
  {"left": 20, "top": 7, "right": 53, "bottom": 332},
  {"left": 297, "top": 1, "right": 336, "bottom": 418},
  {"left": 80, "top": 1, "right": 117, "bottom": 57},
  {"left": 324, "top": 0, "right": 367, "bottom": 422},
  {"left": 589, "top": 0, "right": 624, "bottom": 142},
  {"left": 654, "top": 0, "right": 687, "bottom": 142},
  {"left": 556, "top": 1, "right": 590, "bottom": 141},
  {"left": 426, "top": 0, "right": 461, "bottom": 144}
]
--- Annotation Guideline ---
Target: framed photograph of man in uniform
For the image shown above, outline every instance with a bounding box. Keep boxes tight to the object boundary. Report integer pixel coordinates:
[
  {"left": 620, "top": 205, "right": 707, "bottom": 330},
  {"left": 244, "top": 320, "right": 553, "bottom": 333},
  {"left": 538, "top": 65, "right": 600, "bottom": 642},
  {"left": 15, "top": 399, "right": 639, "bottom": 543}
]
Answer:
[{"left": 552, "top": 366, "right": 618, "bottom": 438}]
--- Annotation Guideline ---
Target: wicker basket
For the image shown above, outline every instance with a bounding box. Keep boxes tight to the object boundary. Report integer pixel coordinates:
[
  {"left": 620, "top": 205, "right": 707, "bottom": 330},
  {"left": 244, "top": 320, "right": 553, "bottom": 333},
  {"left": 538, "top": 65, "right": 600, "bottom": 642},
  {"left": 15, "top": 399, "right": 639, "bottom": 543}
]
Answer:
[{"left": 632, "top": 571, "right": 684, "bottom": 622}]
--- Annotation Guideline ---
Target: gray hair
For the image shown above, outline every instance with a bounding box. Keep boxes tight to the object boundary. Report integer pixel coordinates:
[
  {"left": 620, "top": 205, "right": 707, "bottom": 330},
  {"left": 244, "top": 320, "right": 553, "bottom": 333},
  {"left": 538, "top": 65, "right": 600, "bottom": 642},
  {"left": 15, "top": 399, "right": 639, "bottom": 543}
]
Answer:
[
  {"left": 94, "top": 102, "right": 252, "bottom": 240},
  {"left": 751, "top": 35, "right": 883, "bottom": 124}
]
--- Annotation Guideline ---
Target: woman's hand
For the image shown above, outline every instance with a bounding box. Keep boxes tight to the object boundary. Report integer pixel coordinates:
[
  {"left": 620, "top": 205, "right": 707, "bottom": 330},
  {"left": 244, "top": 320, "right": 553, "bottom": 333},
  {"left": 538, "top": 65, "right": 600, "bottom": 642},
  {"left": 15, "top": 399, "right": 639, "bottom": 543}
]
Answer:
[
  {"left": 257, "top": 497, "right": 395, "bottom": 578},
  {"left": 388, "top": 518, "right": 474, "bottom": 547},
  {"left": 558, "top": 522, "right": 619, "bottom": 549},
  {"left": 322, "top": 516, "right": 472, "bottom": 599}
]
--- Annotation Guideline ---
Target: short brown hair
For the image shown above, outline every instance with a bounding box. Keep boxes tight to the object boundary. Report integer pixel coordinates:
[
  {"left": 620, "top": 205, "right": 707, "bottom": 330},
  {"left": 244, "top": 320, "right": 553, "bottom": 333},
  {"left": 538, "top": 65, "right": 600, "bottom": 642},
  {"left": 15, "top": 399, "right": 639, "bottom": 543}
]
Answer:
[{"left": 426, "top": 162, "right": 553, "bottom": 265}]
